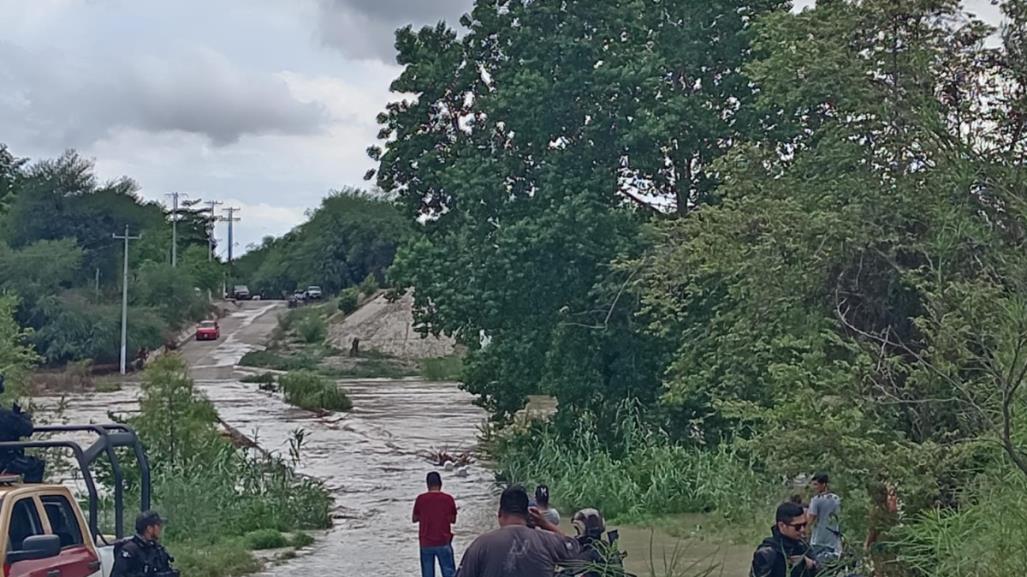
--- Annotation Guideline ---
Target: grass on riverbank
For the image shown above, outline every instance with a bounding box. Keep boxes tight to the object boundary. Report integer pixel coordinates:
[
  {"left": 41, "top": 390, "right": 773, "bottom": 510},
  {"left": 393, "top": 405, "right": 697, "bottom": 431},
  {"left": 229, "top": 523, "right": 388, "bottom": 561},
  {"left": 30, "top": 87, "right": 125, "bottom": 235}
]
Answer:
[
  {"left": 490, "top": 412, "right": 771, "bottom": 526},
  {"left": 110, "top": 356, "right": 333, "bottom": 577}
]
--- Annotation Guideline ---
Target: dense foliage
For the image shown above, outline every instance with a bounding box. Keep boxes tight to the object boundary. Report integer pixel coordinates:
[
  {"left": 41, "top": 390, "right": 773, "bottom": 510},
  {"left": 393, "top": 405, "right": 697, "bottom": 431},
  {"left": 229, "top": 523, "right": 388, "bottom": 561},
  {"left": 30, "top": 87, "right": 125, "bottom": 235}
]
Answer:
[
  {"left": 233, "top": 188, "right": 407, "bottom": 297},
  {"left": 0, "top": 147, "right": 221, "bottom": 365},
  {"left": 373, "top": 0, "right": 787, "bottom": 423},
  {"left": 374, "top": 0, "right": 1027, "bottom": 573}
]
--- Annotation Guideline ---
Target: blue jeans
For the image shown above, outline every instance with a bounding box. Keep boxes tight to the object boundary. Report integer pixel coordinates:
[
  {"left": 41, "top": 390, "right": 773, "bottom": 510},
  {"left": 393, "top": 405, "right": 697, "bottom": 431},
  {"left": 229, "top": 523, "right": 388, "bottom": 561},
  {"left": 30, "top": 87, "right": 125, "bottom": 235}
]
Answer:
[{"left": 420, "top": 544, "right": 456, "bottom": 577}]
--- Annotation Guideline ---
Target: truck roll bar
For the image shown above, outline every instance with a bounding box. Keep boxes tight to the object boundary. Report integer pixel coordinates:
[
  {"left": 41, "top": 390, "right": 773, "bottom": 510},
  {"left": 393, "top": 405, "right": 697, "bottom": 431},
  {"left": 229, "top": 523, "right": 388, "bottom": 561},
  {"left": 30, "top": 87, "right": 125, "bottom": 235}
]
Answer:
[{"left": 0, "top": 423, "right": 151, "bottom": 541}]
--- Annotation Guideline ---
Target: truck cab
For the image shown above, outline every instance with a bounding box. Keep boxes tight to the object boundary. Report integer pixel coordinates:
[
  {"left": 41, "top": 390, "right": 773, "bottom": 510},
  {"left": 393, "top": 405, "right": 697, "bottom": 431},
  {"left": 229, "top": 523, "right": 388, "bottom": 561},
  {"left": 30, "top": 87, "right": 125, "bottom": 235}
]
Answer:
[{"left": 0, "top": 481, "right": 103, "bottom": 577}]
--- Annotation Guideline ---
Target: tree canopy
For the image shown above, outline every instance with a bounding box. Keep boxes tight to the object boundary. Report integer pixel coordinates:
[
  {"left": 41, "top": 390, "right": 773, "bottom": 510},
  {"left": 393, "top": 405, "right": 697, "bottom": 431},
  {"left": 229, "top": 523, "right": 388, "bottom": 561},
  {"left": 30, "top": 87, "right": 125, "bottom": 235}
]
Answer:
[
  {"left": 234, "top": 188, "right": 408, "bottom": 297},
  {"left": 372, "top": 0, "right": 787, "bottom": 421}
]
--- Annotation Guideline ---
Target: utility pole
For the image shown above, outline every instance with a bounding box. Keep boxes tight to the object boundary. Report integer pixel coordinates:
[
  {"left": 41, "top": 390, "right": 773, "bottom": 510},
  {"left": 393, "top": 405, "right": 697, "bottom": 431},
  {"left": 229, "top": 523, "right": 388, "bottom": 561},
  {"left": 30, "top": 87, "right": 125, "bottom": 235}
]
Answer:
[
  {"left": 222, "top": 207, "right": 240, "bottom": 264},
  {"left": 204, "top": 200, "right": 224, "bottom": 262},
  {"left": 113, "top": 225, "right": 141, "bottom": 375},
  {"left": 166, "top": 192, "right": 185, "bottom": 268}
]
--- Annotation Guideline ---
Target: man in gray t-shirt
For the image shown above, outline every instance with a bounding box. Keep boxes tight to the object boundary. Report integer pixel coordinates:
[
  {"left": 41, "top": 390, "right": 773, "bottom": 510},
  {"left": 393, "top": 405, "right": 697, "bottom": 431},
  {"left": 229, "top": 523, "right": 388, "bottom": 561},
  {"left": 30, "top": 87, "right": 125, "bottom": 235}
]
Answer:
[
  {"left": 456, "top": 485, "right": 580, "bottom": 577},
  {"left": 808, "top": 472, "right": 842, "bottom": 562}
]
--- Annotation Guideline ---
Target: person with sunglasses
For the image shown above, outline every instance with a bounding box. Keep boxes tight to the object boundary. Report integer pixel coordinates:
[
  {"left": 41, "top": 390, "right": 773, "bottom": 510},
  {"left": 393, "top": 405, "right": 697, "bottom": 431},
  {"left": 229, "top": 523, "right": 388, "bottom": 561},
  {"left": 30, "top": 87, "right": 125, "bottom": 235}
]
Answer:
[{"left": 750, "top": 502, "right": 820, "bottom": 577}]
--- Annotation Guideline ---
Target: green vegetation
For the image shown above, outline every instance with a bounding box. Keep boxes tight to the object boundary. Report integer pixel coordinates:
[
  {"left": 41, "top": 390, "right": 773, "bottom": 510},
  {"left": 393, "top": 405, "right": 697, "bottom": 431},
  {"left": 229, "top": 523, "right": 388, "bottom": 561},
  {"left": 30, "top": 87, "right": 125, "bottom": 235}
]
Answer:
[
  {"left": 358, "top": 274, "right": 378, "bottom": 296},
  {"left": 295, "top": 313, "right": 327, "bottom": 344},
  {"left": 0, "top": 295, "right": 39, "bottom": 398},
  {"left": 240, "top": 350, "right": 319, "bottom": 372},
  {"left": 114, "top": 356, "right": 332, "bottom": 576},
  {"left": 492, "top": 411, "right": 767, "bottom": 525},
  {"left": 336, "top": 287, "right": 360, "bottom": 314},
  {"left": 242, "top": 529, "right": 290, "bottom": 551},
  {"left": 419, "top": 356, "right": 463, "bottom": 382},
  {"left": 0, "top": 148, "right": 222, "bottom": 367},
  {"left": 289, "top": 531, "right": 315, "bottom": 548},
  {"left": 173, "top": 541, "right": 260, "bottom": 577},
  {"left": 233, "top": 189, "right": 407, "bottom": 297},
  {"left": 371, "top": 0, "right": 1027, "bottom": 573},
  {"left": 278, "top": 371, "right": 352, "bottom": 412}
]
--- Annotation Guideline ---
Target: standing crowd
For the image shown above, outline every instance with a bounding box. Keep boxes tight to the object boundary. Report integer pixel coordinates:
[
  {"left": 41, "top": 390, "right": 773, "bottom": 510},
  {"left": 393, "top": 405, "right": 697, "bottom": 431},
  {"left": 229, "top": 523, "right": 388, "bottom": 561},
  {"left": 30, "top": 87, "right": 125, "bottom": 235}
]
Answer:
[
  {"left": 414, "top": 469, "right": 895, "bottom": 577},
  {"left": 413, "top": 473, "right": 618, "bottom": 577}
]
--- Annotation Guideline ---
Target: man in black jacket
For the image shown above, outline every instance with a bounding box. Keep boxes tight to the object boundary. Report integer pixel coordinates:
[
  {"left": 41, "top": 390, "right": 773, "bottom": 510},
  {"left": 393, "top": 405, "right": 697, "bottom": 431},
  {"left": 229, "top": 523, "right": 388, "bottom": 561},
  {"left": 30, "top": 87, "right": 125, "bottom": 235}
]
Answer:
[
  {"left": 751, "top": 502, "right": 819, "bottom": 577},
  {"left": 0, "top": 374, "right": 44, "bottom": 483},
  {"left": 111, "top": 511, "right": 179, "bottom": 577}
]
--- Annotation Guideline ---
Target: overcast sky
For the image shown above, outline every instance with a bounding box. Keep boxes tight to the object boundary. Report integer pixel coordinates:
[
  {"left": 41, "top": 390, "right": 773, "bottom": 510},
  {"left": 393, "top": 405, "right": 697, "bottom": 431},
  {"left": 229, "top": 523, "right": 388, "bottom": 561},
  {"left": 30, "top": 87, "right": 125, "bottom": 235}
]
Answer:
[{"left": 0, "top": 0, "right": 1005, "bottom": 253}]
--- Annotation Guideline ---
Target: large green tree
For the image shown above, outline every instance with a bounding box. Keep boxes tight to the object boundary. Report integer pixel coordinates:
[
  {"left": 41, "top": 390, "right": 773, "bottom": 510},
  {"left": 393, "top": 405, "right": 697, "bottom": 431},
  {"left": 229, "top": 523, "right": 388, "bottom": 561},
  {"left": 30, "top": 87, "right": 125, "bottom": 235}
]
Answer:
[
  {"left": 372, "top": 0, "right": 786, "bottom": 421},
  {"left": 637, "top": 0, "right": 1027, "bottom": 500}
]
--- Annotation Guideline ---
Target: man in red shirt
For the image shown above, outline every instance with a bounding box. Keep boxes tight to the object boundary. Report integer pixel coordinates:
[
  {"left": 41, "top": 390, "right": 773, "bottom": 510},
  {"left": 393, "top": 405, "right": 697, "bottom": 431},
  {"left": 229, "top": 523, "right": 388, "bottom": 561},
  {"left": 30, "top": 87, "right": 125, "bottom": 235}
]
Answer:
[{"left": 413, "top": 471, "right": 458, "bottom": 577}]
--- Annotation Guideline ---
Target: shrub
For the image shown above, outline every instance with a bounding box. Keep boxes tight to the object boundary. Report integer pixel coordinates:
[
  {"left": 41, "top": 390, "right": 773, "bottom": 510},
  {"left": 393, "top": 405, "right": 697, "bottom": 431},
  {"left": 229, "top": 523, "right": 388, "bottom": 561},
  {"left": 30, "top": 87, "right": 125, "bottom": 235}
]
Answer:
[
  {"left": 359, "top": 273, "right": 379, "bottom": 296},
  {"left": 290, "top": 532, "right": 315, "bottom": 548},
  {"left": 243, "top": 529, "right": 289, "bottom": 550},
  {"left": 296, "top": 314, "right": 326, "bottom": 344},
  {"left": 337, "top": 287, "right": 360, "bottom": 314},
  {"left": 240, "top": 372, "right": 276, "bottom": 385},
  {"left": 239, "top": 350, "right": 318, "bottom": 372},
  {"left": 279, "top": 371, "right": 353, "bottom": 412}
]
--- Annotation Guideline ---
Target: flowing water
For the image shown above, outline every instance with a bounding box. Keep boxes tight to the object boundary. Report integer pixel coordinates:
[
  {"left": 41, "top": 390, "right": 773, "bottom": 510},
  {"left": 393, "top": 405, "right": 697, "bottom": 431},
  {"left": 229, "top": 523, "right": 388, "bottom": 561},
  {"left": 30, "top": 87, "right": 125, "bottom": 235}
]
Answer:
[{"left": 40, "top": 302, "right": 752, "bottom": 576}]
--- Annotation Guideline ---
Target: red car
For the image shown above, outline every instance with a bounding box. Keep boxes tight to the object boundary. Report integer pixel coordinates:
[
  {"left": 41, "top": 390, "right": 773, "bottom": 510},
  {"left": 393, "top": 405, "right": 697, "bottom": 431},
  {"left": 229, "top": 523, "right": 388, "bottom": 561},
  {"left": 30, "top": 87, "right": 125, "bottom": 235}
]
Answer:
[{"left": 195, "top": 320, "right": 220, "bottom": 341}]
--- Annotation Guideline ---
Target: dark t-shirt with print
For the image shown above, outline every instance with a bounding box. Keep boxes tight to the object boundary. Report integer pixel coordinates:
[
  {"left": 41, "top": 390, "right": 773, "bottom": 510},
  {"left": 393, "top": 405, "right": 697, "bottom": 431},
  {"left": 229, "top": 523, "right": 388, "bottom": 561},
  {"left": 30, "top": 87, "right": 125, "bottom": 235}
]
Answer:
[{"left": 456, "top": 525, "right": 581, "bottom": 577}]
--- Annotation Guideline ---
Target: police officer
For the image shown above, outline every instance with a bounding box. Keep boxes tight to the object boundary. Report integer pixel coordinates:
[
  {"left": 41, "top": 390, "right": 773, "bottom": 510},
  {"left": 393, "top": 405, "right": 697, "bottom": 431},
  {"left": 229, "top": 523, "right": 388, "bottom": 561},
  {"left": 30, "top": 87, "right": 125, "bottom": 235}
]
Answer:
[
  {"left": 111, "top": 511, "right": 179, "bottom": 577},
  {"left": 0, "top": 373, "right": 44, "bottom": 483}
]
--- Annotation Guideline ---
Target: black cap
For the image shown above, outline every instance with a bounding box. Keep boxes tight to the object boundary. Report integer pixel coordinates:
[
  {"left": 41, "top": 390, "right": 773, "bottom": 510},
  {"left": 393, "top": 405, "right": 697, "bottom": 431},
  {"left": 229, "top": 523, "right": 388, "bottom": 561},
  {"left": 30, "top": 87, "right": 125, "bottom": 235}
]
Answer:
[{"left": 135, "top": 510, "right": 165, "bottom": 534}]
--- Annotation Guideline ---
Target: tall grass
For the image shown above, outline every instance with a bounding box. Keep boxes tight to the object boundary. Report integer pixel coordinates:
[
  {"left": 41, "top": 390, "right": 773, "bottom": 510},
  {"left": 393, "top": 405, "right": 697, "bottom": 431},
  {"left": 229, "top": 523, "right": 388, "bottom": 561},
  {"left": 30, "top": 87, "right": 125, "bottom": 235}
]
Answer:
[
  {"left": 490, "top": 410, "right": 769, "bottom": 523},
  {"left": 279, "top": 371, "right": 353, "bottom": 412},
  {"left": 296, "top": 314, "right": 326, "bottom": 344},
  {"left": 892, "top": 470, "right": 1027, "bottom": 577},
  {"left": 419, "top": 355, "right": 463, "bottom": 381}
]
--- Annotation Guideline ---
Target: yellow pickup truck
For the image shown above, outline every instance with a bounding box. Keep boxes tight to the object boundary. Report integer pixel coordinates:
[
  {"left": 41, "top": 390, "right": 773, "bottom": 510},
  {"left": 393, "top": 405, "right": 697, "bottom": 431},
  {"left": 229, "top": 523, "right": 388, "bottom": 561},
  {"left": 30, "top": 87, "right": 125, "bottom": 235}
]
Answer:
[{"left": 0, "top": 424, "right": 152, "bottom": 577}]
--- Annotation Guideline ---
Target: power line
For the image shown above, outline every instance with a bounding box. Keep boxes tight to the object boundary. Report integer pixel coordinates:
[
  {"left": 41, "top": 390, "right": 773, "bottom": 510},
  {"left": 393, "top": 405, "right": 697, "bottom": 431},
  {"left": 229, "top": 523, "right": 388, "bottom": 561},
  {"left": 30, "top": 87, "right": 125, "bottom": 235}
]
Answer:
[{"left": 112, "top": 225, "right": 141, "bottom": 375}]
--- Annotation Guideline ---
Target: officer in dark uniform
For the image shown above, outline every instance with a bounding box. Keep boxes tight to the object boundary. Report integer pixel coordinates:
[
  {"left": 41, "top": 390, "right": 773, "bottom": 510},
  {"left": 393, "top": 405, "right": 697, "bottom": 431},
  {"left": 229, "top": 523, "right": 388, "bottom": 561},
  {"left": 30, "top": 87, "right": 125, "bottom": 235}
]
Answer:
[
  {"left": 0, "top": 374, "right": 45, "bottom": 483},
  {"left": 111, "top": 511, "right": 179, "bottom": 577}
]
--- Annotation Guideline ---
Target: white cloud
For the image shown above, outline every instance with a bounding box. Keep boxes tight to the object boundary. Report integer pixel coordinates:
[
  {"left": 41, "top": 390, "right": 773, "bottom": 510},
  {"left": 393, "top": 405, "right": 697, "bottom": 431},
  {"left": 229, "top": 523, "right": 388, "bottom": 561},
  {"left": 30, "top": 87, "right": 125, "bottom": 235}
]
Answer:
[{"left": 0, "top": 43, "right": 327, "bottom": 148}]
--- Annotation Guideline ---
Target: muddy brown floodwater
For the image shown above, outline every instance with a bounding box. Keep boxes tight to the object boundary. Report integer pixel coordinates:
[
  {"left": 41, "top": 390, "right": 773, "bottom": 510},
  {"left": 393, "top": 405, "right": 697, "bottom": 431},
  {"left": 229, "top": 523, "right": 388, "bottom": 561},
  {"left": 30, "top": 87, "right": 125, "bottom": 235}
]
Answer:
[
  {"left": 47, "top": 302, "right": 498, "bottom": 576},
  {"left": 41, "top": 302, "right": 752, "bottom": 576}
]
